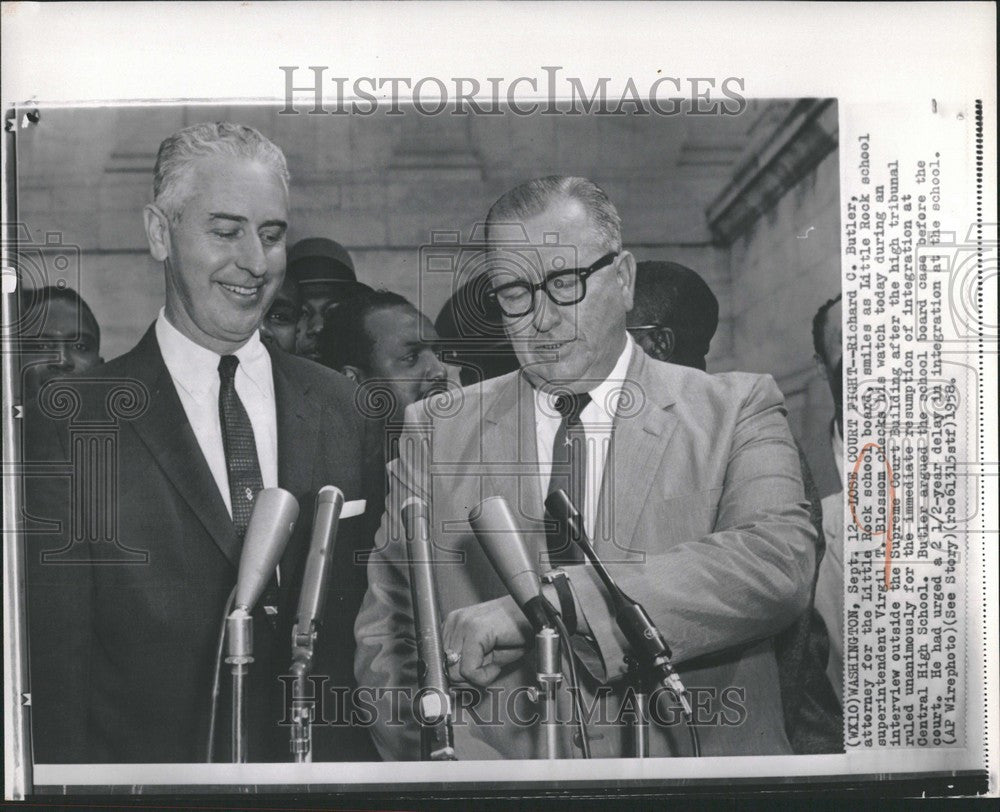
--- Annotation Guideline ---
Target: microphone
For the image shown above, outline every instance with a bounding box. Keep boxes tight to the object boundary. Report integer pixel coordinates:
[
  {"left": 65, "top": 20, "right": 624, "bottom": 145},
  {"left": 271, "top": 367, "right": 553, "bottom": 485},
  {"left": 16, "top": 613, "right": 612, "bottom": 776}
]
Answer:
[
  {"left": 402, "top": 497, "right": 456, "bottom": 760},
  {"left": 234, "top": 487, "right": 300, "bottom": 610},
  {"left": 468, "top": 496, "right": 553, "bottom": 632},
  {"left": 293, "top": 485, "right": 344, "bottom": 645},
  {"left": 544, "top": 489, "right": 695, "bottom": 719},
  {"left": 226, "top": 487, "right": 299, "bottom": 763}
]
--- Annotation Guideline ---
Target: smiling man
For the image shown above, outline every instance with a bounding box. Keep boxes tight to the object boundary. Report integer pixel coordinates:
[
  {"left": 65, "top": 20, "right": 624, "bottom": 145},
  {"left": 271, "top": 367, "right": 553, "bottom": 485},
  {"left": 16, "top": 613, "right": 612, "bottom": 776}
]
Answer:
[
  {"left": 27, "top": 122, "right": 385, "bottom": 764},
  {"left": 318, "top": 289, "right": 449, "bottom": 430},
  {"left": 356, "top": 176, "right": 817, "bottom": 759}
]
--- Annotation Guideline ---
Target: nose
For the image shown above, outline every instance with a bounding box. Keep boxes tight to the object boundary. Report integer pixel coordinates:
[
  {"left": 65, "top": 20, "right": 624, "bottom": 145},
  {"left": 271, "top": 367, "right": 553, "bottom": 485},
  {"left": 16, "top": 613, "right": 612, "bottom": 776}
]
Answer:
[
  {"left": 238, "top": 234, "right": 269, "bottom": 278},
  {"left": 530, "top": 290, "right": 562, "bottom": 334},
  {"left": 49, "top": 344, "right": 74, "bottom": 371},
  {"left": 423, "top": 350, "right": 448, "bottom": 382},
  {"left": 306, "top": 312, "right": 325, "bottom": 337}
]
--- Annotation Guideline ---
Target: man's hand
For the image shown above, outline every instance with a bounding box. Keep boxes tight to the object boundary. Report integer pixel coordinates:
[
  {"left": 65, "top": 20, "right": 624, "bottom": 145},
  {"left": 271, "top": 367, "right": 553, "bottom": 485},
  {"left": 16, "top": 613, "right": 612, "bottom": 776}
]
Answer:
[{"left": 441, "top": 595, "right": 533, "bottom": 687}]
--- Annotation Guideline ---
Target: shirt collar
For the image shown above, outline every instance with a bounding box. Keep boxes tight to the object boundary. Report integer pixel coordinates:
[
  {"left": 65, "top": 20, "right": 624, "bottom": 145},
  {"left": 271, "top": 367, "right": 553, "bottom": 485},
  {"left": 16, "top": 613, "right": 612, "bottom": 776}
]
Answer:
[
  {"left": 155, "top": 308, "right": 272, "bottom": 401},
  {"left": 533, "top": 335, "right": 635, "bottom": 424}
]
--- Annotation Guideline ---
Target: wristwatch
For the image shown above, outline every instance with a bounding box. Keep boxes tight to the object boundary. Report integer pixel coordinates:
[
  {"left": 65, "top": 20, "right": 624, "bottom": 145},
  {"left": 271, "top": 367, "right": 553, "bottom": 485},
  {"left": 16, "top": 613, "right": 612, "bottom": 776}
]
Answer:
[{"left": 541, "top": 568, "right": 577, "bottom": 636}]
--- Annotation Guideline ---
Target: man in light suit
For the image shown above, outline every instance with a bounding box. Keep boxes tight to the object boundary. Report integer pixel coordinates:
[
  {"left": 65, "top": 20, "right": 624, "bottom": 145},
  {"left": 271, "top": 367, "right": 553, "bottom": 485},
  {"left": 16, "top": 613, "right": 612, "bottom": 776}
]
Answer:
[
  {"left": 27, "top": 122, "right": 384, "bottom": 763},
  {"left": 355, "top": 176, "right": 817, "bottom": 759}
]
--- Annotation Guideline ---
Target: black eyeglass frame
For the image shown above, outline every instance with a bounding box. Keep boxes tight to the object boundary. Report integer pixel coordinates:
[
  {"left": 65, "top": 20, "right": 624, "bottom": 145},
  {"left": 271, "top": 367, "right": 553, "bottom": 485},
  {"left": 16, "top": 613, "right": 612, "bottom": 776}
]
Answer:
[{"left": 487, "top": 251, "right": 620, "bottom": 318}]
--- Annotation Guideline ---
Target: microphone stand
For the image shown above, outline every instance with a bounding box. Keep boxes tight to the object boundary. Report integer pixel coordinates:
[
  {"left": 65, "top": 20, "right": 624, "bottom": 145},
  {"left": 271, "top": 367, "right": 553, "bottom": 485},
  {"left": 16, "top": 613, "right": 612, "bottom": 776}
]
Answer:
[
  {"left": 625, "top": 655, "right": 650, "bottom": 758},
  {"left": 545, "top": 489, "right": 700, "bottom": 758},
  {"left": 289, "top": 629, "right": 315, "bottom": 762},
  {"left": 225, "top": 606, "right": 253, "bottom": 763},
  {"left": 532, "top": 626, "right": 562, "bottom": 760}
]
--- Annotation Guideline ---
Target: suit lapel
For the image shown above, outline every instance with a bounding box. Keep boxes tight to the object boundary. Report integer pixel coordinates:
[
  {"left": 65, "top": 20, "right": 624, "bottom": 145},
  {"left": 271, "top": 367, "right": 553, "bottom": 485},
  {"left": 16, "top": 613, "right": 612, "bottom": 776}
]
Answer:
[
  {"left": 595, "top": 349, "right": 678, "bottom": 553},
  {"left": 270, "top": 349, "right": 322, "bottom": 500},
  {"left": 125, "top": 325, "right": 241, "bottom": 567},
  {"left": 481, "top": 372, "right": 548, "bottom": 560}
]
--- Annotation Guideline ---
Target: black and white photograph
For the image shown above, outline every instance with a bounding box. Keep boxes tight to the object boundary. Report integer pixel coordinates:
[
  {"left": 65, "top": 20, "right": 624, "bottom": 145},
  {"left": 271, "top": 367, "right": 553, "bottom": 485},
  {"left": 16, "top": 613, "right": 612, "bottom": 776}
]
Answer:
[{"left": 2, "top": 1, "right": 995, "bottom": 805}]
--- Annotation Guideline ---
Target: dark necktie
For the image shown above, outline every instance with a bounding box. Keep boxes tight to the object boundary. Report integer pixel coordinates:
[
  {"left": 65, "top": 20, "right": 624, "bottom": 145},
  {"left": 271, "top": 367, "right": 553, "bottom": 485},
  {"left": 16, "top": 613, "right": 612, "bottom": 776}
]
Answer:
[
  {"left": 218, "top": 355, "right": 265, "bottom": 539},
  {"left": 546, "top": 391, "right": 591, "bottom": 565}
]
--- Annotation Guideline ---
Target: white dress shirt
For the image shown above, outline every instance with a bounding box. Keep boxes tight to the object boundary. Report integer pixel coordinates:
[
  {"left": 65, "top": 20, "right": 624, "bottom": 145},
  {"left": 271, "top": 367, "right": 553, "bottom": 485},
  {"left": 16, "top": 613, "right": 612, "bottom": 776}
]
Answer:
[
  {"left": 155, "top": 309, "right": 279, "bottom": 517},
  {"left": 533, "top": 337, "right": 634, "bottom": 539}
]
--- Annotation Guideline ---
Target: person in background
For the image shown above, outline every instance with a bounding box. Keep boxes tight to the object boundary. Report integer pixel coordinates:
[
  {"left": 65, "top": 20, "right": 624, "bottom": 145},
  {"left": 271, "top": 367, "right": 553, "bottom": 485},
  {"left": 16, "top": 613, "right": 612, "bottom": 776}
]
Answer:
[
  {"left": 19, "top": 285, "right": 103, "bottom": 404},
  {"left": 811, "top": 293, "right": 845, "bottom": 706},
  {"left": 258, "top": 273, "right": 301, "bottom": 354},
  {"left": 286, "top": 237, "right": 372, "bottom": 362},
  {"left": 627, "top": 260, "right": 843, "bottom": 753},
  {"left": 625, "top": 260, "right": 717, "bottom": 372},
  {"left": 434, "top": 275, "right": 521, "bottom": 387},
  {"left": 318, "top": 289, "right": 449, "bottom": 435}
]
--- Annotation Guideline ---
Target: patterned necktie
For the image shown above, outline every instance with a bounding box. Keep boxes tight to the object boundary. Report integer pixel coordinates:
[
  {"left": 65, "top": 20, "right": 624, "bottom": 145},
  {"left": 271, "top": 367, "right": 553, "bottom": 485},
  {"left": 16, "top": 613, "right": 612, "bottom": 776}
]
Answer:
[
  {"left": 546, "top": 391, "right": 591, "bottom": 565},
  {"left": 218, "top": 354, "right": 264, "bottom": 538}
]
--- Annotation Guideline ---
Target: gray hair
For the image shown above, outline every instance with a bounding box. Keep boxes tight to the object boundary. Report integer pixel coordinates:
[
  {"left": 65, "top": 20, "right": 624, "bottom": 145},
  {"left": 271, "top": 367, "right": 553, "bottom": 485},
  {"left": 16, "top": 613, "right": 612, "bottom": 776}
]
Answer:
[
  {"left": 485, "top": 175, "right": 622, "bottom": 253},
  {"left": 152, "top": 122, "right": 290, "bottom": 220}
]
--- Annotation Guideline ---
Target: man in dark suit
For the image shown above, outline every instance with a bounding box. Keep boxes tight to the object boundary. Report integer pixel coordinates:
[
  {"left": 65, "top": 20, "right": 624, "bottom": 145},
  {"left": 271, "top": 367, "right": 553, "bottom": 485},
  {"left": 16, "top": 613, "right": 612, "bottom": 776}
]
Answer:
[
  {"left": 26, "top": 122, "right": 384, "bottom": 764},
  {"left": 356, "top": 176, "right": 817, "bottom": 759}
]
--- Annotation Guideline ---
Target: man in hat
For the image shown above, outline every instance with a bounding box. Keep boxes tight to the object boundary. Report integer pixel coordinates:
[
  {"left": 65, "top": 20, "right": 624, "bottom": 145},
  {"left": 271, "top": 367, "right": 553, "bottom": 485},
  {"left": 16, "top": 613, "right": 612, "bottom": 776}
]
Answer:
[
  {"left": 434, "top": 275, "right": 521, "bottom": 387},
  {"left": 286, "top": 237, "right": 372, "bottom": 362}
]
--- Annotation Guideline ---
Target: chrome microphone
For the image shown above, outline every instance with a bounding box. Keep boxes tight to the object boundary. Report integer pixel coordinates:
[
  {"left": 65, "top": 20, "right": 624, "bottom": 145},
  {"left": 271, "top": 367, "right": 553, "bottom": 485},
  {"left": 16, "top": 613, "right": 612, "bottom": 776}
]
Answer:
[
  {"left": 293, "top": 485, "right": 344, "bottom": 650},
  {"left": 227, "top": 487, "right": 299, "bottom": 763},
  {"left": 402, "top": 496, "right": 456, "bottom": 760}
]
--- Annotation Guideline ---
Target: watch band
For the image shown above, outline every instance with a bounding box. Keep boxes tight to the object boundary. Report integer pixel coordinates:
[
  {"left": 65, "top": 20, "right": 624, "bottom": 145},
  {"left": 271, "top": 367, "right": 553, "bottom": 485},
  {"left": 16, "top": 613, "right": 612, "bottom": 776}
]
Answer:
[{"left": 542, "top": 569, "right": 577, "bottom": 636}]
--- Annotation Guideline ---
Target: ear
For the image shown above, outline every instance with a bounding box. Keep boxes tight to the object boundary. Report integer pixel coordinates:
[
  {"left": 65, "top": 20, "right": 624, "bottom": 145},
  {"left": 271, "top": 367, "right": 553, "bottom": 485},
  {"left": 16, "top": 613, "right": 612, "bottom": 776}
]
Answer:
[
  {"left": 617, "top": 250, "right": 636, "bottom": 312},
  {"left": 143, "top": 204, "right": 171, "bottom": 262},
  {"left": 342, "top": 365, "right": 363, "bottom": 384},
  {"left": 655, "top": 327, "right": 676, "bottom": 362}
]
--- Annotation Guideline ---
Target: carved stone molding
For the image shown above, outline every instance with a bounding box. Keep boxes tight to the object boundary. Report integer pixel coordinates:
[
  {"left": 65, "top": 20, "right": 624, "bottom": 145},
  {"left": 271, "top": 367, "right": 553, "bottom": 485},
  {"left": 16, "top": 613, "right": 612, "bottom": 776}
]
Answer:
[{"left": 706, "top": 99, "right": 838, "bottom": 245}]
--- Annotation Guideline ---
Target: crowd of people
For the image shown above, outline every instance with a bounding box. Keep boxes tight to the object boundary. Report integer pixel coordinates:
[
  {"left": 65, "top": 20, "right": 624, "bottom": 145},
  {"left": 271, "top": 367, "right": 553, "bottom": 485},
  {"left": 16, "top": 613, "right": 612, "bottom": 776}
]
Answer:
[{"left": 20, "top": 121, "right": 845, "bottom": 764}]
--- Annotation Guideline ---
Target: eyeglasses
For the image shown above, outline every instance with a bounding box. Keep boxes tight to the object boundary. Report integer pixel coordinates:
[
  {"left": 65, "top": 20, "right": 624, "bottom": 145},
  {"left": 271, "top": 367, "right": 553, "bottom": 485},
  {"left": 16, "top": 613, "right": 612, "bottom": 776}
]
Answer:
[{"left": 487, "top": 252, "right": 619, "bottom": 318}]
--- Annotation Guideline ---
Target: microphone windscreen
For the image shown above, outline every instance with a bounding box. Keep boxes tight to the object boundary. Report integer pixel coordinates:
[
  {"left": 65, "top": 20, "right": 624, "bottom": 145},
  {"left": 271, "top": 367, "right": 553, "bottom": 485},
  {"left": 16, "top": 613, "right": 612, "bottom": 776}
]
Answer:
[
  {"left": 468, "top": 496, "right": 541, "bottom": 610},
  {"left": 235, "top": 487, "right": 299, "bottom": 609}
]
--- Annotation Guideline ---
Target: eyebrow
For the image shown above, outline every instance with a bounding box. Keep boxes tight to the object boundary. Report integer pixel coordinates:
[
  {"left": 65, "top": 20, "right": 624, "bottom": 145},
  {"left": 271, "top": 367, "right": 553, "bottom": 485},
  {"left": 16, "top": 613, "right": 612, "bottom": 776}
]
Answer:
[{"left": 208, "top": 212, "right": 288, "bottom": 229}]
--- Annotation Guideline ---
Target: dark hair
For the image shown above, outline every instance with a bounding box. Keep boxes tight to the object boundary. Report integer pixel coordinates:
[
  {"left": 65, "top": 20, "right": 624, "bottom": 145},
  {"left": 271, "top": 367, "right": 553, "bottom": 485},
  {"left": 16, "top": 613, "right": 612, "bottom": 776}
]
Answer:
[
  {"left": 20, "top": 285, "right": 101, "bottom": 346},
  {"left": 317, "top": 289, "right": 416, "bottom": 372},
  {"left": 632, "top": 261, "right": 718, "bottom": 364},
  {"left": 812, "top": 293, "right": 842, "bottom": 365}
]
